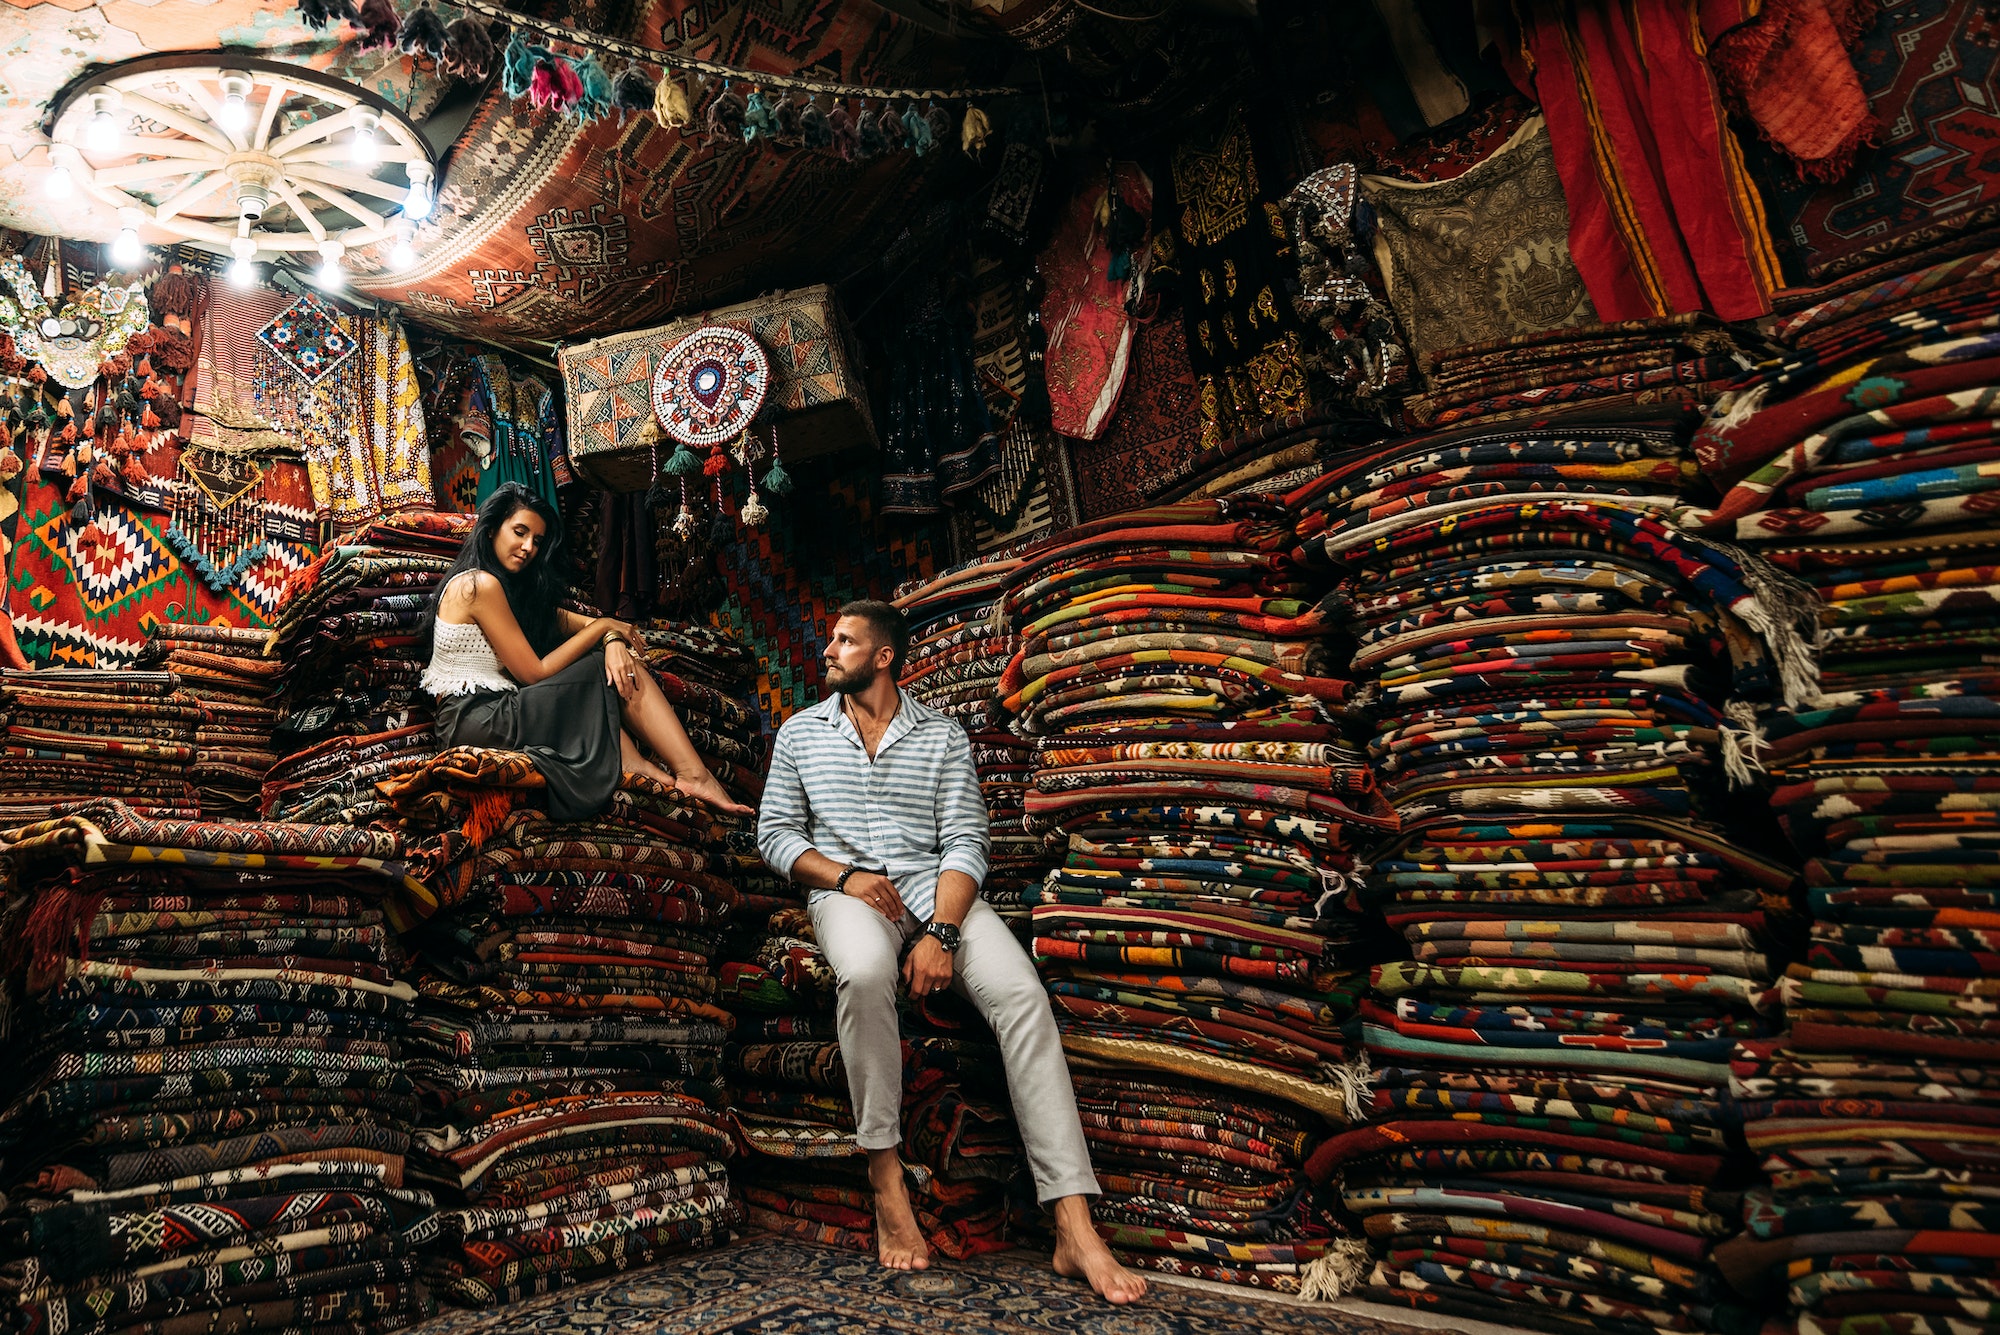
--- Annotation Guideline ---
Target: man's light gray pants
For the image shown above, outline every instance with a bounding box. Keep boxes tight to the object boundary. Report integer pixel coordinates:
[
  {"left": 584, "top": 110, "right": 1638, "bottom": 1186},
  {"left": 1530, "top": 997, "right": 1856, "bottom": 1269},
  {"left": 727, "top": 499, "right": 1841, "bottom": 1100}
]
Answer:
[{"left": 806, "top": 892, "right": 1101, "bottom": 1204}]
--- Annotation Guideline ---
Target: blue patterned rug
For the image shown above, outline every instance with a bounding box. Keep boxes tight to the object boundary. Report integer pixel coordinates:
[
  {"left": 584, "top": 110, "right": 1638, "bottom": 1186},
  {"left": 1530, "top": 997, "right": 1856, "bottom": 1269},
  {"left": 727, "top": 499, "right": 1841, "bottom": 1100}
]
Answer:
[{"left": 411, "top": 1234, "right": 1426, "bottom": 1334}]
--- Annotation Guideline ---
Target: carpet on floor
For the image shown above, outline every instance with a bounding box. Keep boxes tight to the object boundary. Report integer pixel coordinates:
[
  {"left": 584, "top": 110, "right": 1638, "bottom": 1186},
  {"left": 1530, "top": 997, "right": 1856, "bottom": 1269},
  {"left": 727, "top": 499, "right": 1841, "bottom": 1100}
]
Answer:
[{"left": 408, "top": 1232, "right": 1428, "bottom": 1334}]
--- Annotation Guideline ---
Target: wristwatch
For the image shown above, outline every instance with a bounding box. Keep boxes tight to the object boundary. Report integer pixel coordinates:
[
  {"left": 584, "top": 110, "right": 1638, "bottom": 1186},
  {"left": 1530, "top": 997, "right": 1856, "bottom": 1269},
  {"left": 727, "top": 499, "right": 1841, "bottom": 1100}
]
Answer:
[{"left": 923, "top": 920, "right": 963, "bottom": 954}]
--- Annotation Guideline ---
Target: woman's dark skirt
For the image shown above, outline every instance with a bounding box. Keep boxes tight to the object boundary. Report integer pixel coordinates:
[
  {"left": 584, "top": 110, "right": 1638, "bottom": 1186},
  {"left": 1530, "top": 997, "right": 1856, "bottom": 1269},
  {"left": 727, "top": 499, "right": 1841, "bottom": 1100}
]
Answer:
[{"left": 436, "top": 650, "right": 622, "bottom": 820}]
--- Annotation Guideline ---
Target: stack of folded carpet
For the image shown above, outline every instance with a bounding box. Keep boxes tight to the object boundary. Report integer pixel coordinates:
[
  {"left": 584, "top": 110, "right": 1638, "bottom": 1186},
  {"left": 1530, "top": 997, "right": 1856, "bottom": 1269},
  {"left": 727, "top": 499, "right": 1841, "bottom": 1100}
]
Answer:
[
  {"left": 897, "top": 555, "right": 1045, "bottom": 938},
  {"left": 1404, "top": 316, "right": 1762, "bottom": 432},
  {"left": 1671, "top": 248, "right": 2000, "bottom": 1332},
  {"left": 727, "top": 1031, "right": 1028, "bottom": 1261},
  {"left": 262, "top": 723, "right": 439, "bottom": 826},
  {"left": 137, "top": 624, "right": 286, "bottom": 818},
  {"left": 1290, "top": 412, "right": 1801, "bottom": 1331},
  {"left": 372, "top": 743, "right": 746, "bottom": 1305},
  {"left": 995, "top": 498, "right": 1393, "bottom": 1294},
  {"left": 270, "top": 515, "right": 468, "bottom": 758},
  {"left": 0, "top": 669, "right": 201, "bottom": 821},
  {"left": 0, "top": 799, "right": 437, "bottom": 1335}
]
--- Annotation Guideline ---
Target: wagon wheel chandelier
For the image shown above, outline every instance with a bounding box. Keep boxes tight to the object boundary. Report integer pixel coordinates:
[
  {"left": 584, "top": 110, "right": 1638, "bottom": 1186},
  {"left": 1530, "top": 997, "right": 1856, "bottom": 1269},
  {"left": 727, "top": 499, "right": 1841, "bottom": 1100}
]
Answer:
[{"left": 44, "top": 54, "right": 438, "bottom": 289}]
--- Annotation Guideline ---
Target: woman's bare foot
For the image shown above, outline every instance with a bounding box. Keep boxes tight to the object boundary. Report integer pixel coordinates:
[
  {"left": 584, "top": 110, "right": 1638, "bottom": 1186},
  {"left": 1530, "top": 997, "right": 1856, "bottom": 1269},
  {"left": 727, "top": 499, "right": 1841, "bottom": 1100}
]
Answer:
[
  {"left": 1051, "top": 1196, "right": 1146, "bottom": 1304},
  {"left": 673, "top": 769, "right": 754, "bottom": 816},
  {"left": 622, "top": 756, "right": 678, "bottom": 789},
  {"left": 867, "top": 1151, "right": 930, "bottom": 1272}
]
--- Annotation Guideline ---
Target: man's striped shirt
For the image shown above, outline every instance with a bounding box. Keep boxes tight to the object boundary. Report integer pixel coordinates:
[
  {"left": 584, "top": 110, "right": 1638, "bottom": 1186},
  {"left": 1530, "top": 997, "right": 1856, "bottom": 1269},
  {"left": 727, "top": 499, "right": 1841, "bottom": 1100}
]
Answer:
[{"left": 756, "top": 690, "right": 990, "bottom": 921}]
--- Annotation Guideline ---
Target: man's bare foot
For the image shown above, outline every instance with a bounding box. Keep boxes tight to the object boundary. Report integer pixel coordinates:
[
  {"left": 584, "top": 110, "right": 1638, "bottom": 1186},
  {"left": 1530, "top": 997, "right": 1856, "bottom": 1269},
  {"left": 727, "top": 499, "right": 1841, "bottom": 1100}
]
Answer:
[
  {"left": 673, "top": 770, "right": 754, "bottom": 816},
  {"left": 1051, "top": 1196, "right": 1147, "bottom": 1304},
  {"left": 867, "top": 1152, "right": 929, "bottom": 1272}
]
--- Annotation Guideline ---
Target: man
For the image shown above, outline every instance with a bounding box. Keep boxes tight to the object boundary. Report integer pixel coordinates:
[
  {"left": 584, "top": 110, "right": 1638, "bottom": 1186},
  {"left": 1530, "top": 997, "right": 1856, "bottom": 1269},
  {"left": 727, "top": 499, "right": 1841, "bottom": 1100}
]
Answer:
[{"left": 757, "top": 600, "right": 1147, "bottom": 1305}]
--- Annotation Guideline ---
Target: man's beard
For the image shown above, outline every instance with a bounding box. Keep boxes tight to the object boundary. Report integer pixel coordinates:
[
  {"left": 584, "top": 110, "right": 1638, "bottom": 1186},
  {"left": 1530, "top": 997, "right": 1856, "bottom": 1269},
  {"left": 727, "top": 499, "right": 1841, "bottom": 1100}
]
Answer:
[{"left": 826, "top": 660, "right": 877, "bottom": 694}]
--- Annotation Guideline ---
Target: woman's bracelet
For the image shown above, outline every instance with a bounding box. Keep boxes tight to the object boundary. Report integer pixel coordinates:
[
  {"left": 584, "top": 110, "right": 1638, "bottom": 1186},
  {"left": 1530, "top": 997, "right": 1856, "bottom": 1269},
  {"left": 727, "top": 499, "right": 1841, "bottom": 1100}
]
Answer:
[{"left": 602, "top": 631, "right": 630, "bottom": 648}]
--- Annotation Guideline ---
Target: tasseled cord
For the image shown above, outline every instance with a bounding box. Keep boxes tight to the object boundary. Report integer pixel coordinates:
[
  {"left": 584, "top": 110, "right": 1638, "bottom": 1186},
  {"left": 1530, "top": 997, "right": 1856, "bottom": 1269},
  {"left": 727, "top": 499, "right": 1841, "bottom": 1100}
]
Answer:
[
  {"left": 442, "top": 15, "right": 495, "bottom": 79},
  {"left": 613, "top": 66, "right": 654, "bottom": 123},
  {"left": 396, "top": 1, "right": 449, "bottom": 60},
  {"left": 354, "top": 0, "right": 400, "bottom": 53},
  {"left": 297, "top": 0, "right": 359, "bottom": 33},
  {"left": 961, "top": 104, "right": 991, "bottom": 155},
  {"left": 742, "top": 89, "right": 774, "bottom": 143},
  {"left": 572, "top": 52, "right": 614, "bottom": 122},
  {"left": 655, "top": 75, "right": 693, "bottom": 129},
  {"left": 501, "top": 30, "right": 535, "bottom": 99},
  {"left": 663, "top": 441, "right": 703, "bottom": 476},
  {"left": 528, "top": 49, "right": 585, "bottom": 114}
]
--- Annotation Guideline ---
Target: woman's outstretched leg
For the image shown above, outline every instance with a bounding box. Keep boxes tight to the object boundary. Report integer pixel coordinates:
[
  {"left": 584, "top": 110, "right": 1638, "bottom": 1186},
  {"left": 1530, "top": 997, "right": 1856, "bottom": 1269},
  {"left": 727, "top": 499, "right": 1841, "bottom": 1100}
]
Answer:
[
  {"left": 619, "top": 671, "right": 753, "bottom": 814},
  {"left": 619, "top": 729, "right": 678, "bottom": 788}
]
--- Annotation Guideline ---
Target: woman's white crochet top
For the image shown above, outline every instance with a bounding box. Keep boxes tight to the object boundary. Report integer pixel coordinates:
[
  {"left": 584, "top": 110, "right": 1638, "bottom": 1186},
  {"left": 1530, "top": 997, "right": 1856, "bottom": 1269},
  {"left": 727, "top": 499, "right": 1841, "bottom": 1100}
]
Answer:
[{"left": 422, "top": 618, "right": 515, "bottom": 696}]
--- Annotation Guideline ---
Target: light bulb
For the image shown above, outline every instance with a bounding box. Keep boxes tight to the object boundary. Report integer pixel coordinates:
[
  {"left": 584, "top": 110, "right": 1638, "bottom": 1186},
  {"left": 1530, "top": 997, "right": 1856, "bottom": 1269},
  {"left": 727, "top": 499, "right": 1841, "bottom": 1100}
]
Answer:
[
  {"left": 350, "top": 108, "right": 381, "bottom": 166},
  {"left": 86, "top": 108, "right": 118, "bottom": 151},
  {"left": 229, "top": 254, "right": 255, "bottom": 288},
  {"left": 390, "top": 236, "right": 416, "bottom": 270},
  {"left": 403, "top": 179, "right": 432, "bottom": 221},
  {"left": 109, "top": 226, "right": 141, "bottom": 267},
  {"left": 44, "top": 163, "right": 72, "bottom": 200},
  {"left": 316, "top": 241, "right": 345, "bottom": 289},
  {"left": 217, "top": 71, "right": 253, "bottom": 133}
]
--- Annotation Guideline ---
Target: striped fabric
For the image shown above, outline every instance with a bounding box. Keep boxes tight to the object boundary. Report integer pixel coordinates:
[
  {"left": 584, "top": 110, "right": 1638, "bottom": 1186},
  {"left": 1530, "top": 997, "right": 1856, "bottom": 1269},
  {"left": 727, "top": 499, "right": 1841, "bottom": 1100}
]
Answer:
[{"left": 757, "top": 691, "right": 990, "bottom": 921}]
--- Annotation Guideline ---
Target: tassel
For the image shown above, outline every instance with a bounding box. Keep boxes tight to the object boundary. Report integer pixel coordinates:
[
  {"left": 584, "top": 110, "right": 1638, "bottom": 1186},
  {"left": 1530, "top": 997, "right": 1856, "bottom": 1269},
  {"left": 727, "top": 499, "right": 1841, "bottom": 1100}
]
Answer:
[
  {"left": 827, "top": 102, "right": 857, "bottom": 160},
  {"left": 501, "top": 31, "right": 534, "bottom": 99},
  {"left": 740, "top": 489, "right": 767, "bottom": 527},
  {"left": 613, "top": 66, "right": 654, "bottom": 120},
  {"left": 65, "top": 473, "right": 87, "bottom": 502},
  {"left": 960, "top": 104, "right": 990, "bottom": 154},
  {"left": 354, "top": 0, "right": 400, "bottom": 52},
  {"left": 701, "top": 445, "right": 729, "bottom": 477},
  {"left": 707, "top": 501, "right": 732, "bottom": 545},
  {"left": 761, "top": 459, "right": 793, "bottom": 495},
  {"left": 572, "top": 53, "right": 613, "bottom": 121},
  {"left": 442, "top": 16, "right": 495, "bottom": 79},
  {"left": 924, "top": 102, "right": 951, "bottom": 153},
  {"left": 531, "top": 52, "right": 584, "bottom": 113},
  {"left": 772, "top": 94, "right": 801, "bottom": 142},
  {"left": 397, "top": 1, "right": 449, "bottom": 60},
  {"left": 298, "top": 0, "right": 359, "bottom": 32},
  {"left": 741, "top": 89, "right": 773, "bottom": 143},
  {"left": 462, "top": 788, "right": 516, "bottom": 847},
  {"left": 140, "top": 403, "right": 159, "bottom": 430},
  {"left": 663, "top": 441, "right": 702, "bottom": 476},
  {"left": 705, "top": 82, "right": 746, "bottom": 141},
  {"left": 855, "top": 106, "right": 887, "bottom": 159},
  {"left": 654, "top": 75, "right": 692, "bottom": 129},
  {"left": 881, "top": 103, "right": 908, "bottom": 151},
  {"left": 801, "top": 98, "right": 831, "bottom": 150},
  {"left": 903, "top": 103, "right": 932, "bottom": 156}
]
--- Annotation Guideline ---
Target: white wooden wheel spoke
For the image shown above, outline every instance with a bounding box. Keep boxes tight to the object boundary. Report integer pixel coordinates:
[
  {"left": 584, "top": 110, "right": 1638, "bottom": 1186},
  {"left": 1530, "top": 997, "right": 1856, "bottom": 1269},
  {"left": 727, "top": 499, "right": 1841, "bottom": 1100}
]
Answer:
[{"left": 51, "top": 58, "right": 437, "bottom": 273}]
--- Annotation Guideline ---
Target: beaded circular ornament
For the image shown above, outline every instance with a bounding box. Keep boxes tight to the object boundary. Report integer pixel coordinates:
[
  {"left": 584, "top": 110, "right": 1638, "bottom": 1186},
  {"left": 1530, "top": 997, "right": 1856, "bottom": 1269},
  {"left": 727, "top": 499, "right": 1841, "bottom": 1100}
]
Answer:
[{"left": 651, "top": 325, "right": 770, "bottom": 447}]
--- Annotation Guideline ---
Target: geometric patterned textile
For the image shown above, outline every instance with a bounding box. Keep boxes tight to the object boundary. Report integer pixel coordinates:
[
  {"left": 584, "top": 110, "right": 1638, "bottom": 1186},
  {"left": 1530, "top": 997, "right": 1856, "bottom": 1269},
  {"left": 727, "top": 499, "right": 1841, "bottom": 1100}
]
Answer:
[
  {"left": 707, "top": 459, "right": 942, "bottom": 730},
  {"left": 412, "top": 1234, "right": 1390, "bottom": 1335},
  {"left": 5, "top": 455, "right": 319, "bottom": 667},
  {"left": 257, "top": 291, "right": 358, "bottom": 386},
  {"left": 1750, "top": 0, "right": 2000, "bottom": 281}
]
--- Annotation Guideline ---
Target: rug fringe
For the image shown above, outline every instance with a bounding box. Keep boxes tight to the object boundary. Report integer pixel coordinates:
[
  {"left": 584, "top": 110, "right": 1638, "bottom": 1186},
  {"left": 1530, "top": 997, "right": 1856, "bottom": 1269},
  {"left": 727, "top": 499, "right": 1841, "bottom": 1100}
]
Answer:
[{"left": 1297, "top": 1237, "right": 1373, "bottom": 1302}]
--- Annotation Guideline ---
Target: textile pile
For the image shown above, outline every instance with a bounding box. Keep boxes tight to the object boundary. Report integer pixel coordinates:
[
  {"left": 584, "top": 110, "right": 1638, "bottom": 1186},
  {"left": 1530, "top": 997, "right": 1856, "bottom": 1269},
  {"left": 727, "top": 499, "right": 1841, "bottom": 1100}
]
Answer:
[
  {"left": 995, "top": 499, "right": 1392, "bottom": 1293},
  {"left": 1290, "top": 409, "right": 1799, "bottom": 1331},
  {"left": 1402, "top": 316, "right": 1761, "bottom": 432},
  {"left": 370, "top": 640, "right": 760, "bottom": 1305},
  {"left": 727, "top": 1027, "right": 1029, "bottom": 1262},
  {"left": 137, "top": 624, "right": 286, "bottom": 818},
  {"left": 0, "top": 669, "right": 201, "bottom": 821},
  {"left": 897, "top": 552, "right": 1046, "bottom": 939},
  {"left": 1676, "top": 247, "right": 2000, "bottom": 1331},
  {"left": 0, "top": 800, "right": 437, "bottom": 1335},
  {"left": 268, "top": 513, "right": 471, "bottom": 771}
]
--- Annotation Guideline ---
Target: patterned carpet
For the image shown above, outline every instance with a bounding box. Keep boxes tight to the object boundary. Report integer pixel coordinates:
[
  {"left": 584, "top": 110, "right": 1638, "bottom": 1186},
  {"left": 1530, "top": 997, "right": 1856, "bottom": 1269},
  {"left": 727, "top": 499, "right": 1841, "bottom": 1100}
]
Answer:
[{"left": 411, "top": 1234, "right": 1434, "bottom": 1335}]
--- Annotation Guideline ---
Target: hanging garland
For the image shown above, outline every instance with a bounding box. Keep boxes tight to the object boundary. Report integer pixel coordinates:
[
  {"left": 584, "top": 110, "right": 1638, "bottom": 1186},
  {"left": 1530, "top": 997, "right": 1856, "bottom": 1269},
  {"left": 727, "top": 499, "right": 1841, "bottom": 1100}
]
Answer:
[{"left": 300, "top": 0, "right": 1006, "bottom": 157}]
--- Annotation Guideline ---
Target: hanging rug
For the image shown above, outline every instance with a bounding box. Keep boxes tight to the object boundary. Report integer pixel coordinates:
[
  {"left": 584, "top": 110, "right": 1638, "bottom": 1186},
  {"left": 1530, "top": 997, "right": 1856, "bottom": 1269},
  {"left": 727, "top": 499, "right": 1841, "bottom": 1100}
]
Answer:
[
  {"left": 258, "top": 293, "right": 358, "bottom": 386},
  {"left": 652, "top": 325, "right": 769, "bottom": 447}
]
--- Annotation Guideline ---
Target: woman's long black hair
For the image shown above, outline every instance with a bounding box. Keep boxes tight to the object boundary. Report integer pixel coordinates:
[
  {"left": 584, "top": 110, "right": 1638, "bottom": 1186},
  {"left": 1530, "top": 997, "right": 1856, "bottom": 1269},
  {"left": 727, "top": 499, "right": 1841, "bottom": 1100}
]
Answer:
[{"left": 424, "top": 482, "right": 567, "bottom": 656}]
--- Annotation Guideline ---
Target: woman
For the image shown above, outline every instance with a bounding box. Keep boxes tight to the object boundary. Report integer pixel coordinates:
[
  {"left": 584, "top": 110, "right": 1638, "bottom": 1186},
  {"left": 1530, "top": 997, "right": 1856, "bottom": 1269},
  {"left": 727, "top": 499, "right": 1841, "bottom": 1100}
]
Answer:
[{"left": 421, "top": 482, "right": 751, "bottom": 818}]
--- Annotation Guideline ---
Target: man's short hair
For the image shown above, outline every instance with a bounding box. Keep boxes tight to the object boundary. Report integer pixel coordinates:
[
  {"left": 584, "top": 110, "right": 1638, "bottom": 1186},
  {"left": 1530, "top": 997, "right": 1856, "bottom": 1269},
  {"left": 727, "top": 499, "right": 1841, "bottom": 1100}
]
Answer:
[{"left": 837, "top": 600, "right": 911, "bottom": 674}]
